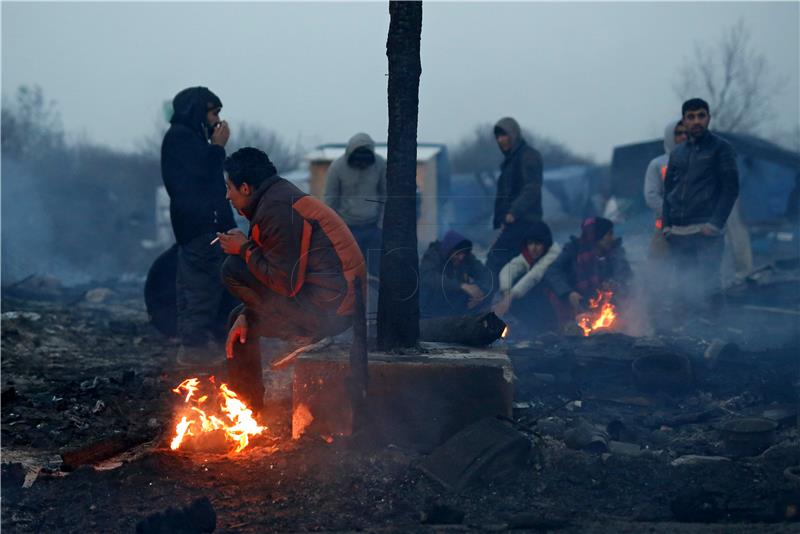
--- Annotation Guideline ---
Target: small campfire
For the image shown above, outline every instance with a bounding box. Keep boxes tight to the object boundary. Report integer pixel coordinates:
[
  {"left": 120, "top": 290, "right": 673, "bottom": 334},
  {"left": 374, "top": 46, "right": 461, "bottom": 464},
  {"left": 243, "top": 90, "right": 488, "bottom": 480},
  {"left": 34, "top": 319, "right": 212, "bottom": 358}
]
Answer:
[
  {"left": 576, "top": 290, "right": 617, "bottom": 336},
  {"left": 169, "top": 377, "right": 266, "bottom": 454}
]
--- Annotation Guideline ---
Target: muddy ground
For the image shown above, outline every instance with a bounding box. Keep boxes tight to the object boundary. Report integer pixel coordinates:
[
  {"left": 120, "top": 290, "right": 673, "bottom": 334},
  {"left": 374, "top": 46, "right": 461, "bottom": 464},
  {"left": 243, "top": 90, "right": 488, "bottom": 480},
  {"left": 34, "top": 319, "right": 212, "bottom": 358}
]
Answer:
[{"left": 1, "top": 271, "right": 799, "bottom": 533}]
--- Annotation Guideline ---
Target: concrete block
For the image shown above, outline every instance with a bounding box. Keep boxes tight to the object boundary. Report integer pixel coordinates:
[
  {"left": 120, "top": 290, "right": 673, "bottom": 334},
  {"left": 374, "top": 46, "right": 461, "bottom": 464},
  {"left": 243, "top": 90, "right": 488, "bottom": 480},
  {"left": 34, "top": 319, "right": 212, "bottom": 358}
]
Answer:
[{"left": 292, "top": 342, "right": 513, "bottom": 451}]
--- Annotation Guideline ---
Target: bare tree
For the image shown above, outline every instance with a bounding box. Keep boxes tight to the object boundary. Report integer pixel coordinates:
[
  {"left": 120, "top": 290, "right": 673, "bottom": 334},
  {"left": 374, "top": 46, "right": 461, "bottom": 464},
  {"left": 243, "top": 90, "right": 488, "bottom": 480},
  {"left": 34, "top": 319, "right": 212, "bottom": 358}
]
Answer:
[
  {"left": 451, "top": 123, "right": 593, "bottom": 175},
  {"left": 228, "top": 122, "right": 303, "bottom": 172},
  {"left": 377, "top": 0, "right": 423, "bottom": 351},
  {"left": 1, "top": 85, "right": 64, "bottom": 159},
  {"left": 675, "top": 20, "right": 780, "bottom": 134}
]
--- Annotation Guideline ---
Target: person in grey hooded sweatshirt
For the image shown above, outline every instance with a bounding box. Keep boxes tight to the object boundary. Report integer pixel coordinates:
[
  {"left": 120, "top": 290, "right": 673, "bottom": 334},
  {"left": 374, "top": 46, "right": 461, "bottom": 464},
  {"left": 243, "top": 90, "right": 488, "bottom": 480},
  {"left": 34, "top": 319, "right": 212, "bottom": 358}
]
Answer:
[
  {"left": 324, "top": 133, "right": 386, "bottom": 277},
  {"left": 486, "top": 117, "right": 544, "bottom": 287},
  {"left": 644, "top": 120, "right": 687, "bottom": 257}
]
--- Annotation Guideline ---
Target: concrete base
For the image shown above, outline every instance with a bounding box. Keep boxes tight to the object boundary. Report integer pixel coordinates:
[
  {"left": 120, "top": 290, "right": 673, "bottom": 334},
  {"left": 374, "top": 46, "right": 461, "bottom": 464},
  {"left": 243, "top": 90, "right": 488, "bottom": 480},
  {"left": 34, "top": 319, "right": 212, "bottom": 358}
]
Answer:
[{"left": 292, "top": 342, "right": 513, "bottom": 451}]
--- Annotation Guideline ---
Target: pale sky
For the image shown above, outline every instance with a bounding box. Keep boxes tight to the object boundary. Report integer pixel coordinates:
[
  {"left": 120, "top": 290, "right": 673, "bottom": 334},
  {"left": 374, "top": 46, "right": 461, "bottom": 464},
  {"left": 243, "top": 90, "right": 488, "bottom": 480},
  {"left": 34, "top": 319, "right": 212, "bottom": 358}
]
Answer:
[{"left": 2, "top": 1, "right": 798, "bottom": 163}]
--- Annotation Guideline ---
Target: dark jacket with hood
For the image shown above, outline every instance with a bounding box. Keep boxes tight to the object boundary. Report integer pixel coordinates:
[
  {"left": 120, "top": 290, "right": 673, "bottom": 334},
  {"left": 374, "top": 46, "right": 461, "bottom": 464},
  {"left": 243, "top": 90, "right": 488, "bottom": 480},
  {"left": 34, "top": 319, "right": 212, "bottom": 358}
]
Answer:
[
  {"left": 161, "top": 87, "right": 236, "bottom": 244},
  {"left": 662, "top": 130, "right": 739, "bottom": 229},
  {"left": 237, "top": 173, "right": 366, "bottom": 318},
  {"left": 545, "top": 219, "right": 632, "bottom": 300},
  {"left": 420, "top": 231, "right": 493, "bottom": 318},
  {"left": 493, "top": 117, "right": 544, "bottom": 229}
]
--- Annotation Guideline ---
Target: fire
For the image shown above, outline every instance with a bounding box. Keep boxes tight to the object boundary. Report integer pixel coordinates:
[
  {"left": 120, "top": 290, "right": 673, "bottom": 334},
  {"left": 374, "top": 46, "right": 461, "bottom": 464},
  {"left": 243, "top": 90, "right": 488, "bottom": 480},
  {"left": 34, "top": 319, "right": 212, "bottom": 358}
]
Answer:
[
  {"left": 576, "top": 290, "right": 617, "bottom": 336},
  {"left": 170, "top": 377, "right": 265, "bottom": 453},
  {"left": 500, "top": 325, "right": 509, "bottom": 339}
]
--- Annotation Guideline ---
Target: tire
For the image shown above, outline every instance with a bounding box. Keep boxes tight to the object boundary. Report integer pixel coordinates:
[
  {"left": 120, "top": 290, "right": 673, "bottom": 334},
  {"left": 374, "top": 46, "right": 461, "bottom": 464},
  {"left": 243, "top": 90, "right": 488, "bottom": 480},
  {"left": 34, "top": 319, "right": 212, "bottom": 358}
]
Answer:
[{"left": 144, "top": 244, "right": 179, "bottom": 337}]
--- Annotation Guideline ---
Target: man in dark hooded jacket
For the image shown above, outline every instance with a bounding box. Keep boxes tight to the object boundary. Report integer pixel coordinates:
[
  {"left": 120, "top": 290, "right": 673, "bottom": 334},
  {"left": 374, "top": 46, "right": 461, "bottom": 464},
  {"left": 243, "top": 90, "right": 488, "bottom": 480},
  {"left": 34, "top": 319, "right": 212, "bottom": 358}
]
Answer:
[
  {"left": 545, "top": 217, "right": 632, "bottom": 328},
  {"left": 161, "top": 86, "right": 236, "bottom": 362},
  {"left": 486, "top": 117, "right": 544, "bottom": 285},
  {"left": 420, "top": 231, "right": 493, "bottom": 319}
]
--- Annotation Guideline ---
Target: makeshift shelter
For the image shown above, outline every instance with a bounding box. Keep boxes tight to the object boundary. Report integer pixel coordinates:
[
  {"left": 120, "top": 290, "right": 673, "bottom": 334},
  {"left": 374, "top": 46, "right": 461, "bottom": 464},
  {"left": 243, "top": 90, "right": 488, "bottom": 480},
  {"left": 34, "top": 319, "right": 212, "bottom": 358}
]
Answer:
[
  {"left": 610, "top": 132, "right": 800, "bottom": 223},
  {"left": 303, "top": 143, "right": 450, "bottom": 246}
]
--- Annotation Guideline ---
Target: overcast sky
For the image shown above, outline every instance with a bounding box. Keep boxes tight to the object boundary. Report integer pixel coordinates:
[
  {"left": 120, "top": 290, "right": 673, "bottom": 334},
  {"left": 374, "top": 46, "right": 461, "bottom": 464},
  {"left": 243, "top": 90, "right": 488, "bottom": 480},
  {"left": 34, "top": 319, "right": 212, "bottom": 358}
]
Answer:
[{"left": 2, "top": 1, "right": 798, "bottom": 164}]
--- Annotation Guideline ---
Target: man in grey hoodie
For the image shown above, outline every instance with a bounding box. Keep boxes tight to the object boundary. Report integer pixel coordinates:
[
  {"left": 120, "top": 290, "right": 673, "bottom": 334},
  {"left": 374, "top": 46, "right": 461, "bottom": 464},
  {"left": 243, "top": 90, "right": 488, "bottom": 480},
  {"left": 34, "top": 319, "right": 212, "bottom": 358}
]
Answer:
[
  {"left": 644, "top": 120, "right": 686, "bottom": 245},
  {"left": 324, "top": 133, "right": 386, "bottom": 277}
]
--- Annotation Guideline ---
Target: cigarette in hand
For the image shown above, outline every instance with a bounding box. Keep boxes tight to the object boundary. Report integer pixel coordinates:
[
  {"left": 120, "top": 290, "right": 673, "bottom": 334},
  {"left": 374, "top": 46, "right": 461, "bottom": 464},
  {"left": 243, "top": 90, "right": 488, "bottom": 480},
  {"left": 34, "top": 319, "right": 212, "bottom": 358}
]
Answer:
[{"left": 210, "top": 236, "right": 221, "bottom": 245}]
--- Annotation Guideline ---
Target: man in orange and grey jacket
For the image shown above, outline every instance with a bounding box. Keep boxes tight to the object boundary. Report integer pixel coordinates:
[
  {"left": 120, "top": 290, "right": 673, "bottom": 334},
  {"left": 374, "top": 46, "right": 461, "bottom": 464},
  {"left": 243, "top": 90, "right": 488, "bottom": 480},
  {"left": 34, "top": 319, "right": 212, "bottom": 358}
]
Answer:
[{"left": 216, "top": 147, "right": 366, "bottom": 412}]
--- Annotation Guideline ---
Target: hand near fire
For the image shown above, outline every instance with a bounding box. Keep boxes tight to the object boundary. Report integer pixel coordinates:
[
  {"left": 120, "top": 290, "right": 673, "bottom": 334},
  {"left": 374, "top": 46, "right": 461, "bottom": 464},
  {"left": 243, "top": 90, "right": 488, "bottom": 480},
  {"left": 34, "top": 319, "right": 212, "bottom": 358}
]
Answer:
[
  {"left": 493, "top": 292, "right": 513, "bottom": 317},
  {"left": 226, "top": 314, "right": 248, "bottom": 360},
  {"left": 217, "top": 229, "right": 248, "bottom": 255},
  {"left": 461, "top": 283, "right": 485, "bottom": 309}
]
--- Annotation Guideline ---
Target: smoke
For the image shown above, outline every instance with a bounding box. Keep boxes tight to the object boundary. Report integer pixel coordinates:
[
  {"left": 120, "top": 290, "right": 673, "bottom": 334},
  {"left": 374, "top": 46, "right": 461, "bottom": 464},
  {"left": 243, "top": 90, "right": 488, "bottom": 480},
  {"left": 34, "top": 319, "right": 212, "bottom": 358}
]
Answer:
[{"left": 1, "top": 149, "right": 162, "bottom": 286}]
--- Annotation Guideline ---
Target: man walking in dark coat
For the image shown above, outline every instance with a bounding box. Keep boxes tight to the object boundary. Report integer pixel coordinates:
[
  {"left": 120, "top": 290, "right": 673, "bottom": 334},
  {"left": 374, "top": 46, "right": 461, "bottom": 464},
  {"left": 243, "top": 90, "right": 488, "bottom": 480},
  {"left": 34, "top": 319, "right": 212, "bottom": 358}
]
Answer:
[
  {"left": 161, "top": 86, "right": 236, "bottom": 363},
  {"left": 486, "top": 117, "right": 544, "bottom": 287},
  {"left": 662, "top": 98, "right": 740, "bottom": 314}
]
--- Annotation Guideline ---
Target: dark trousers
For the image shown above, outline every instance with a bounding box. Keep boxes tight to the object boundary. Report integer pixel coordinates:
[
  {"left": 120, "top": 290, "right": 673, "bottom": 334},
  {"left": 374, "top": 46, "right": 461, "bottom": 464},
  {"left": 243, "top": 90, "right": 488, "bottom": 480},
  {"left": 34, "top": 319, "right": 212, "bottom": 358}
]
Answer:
[
  {"left": 176, "top": 232, "right": 229, "bottom": 346},
  {"left": 509, "top": 285, "right": 559, "bottom": 338},
  {"left": 667, "top": 233, "right": 725, "bottom": 315},
  {"left": 486, "top": 222, "right": 532, "bottom": 294},
  {"left": 221, "top": 256, "right": 351, "bottom": 410},
  {"left": 349, "top": 223, "right": 381, "bottom": 278}
]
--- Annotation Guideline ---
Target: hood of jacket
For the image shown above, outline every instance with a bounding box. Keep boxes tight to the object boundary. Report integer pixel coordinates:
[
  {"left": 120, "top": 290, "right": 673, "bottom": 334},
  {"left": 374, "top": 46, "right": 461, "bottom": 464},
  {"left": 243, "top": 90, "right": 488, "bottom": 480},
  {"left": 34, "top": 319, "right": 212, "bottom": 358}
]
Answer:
[
  {"left": 440, "top": 230, "right": 472, "bottom": 257},
  {"left": 663, "top": 120, "right": 681, "bottom": 154},
  {"left": 170, "top": 87, "right": 222, "bottom": 137},
  {"left": 344, "top": 132, "right": 377, "bottom": 159},
  {"left": 494, "top": 117, "right": 524, "bottom": 153}
]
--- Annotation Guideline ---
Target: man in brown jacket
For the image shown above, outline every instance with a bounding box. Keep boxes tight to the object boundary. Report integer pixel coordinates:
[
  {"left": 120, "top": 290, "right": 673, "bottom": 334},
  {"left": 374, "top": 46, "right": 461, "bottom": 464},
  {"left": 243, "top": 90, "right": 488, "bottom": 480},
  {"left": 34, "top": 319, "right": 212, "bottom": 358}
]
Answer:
[{"left": 216, "top": 147, "right": 366, "bottom": 411}]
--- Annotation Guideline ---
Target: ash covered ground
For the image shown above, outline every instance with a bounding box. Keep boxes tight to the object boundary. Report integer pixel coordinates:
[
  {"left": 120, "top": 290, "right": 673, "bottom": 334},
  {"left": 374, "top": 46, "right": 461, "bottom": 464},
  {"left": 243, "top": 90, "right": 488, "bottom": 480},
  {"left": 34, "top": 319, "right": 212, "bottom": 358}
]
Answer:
[{"left": 1, "top": 268, "right": 799, "bottom": 533}]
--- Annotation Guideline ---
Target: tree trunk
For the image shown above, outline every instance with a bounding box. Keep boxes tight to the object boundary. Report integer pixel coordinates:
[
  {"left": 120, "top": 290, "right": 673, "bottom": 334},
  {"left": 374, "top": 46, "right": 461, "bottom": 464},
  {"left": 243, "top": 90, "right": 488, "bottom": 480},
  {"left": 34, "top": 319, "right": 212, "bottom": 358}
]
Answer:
[{"left": 378, "top": 1, "right": 423, "bottom": 351}]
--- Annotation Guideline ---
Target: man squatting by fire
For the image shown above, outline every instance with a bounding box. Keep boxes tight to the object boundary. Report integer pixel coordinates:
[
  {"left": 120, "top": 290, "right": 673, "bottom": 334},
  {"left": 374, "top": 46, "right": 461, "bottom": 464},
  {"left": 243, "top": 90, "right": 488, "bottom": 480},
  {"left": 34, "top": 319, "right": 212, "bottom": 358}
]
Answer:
[
  {"left": 214, "top": 148, "right": 366, "bottom": 413},
  {"left": 544, "top": 217, "right": 632, "bottom": 330}
]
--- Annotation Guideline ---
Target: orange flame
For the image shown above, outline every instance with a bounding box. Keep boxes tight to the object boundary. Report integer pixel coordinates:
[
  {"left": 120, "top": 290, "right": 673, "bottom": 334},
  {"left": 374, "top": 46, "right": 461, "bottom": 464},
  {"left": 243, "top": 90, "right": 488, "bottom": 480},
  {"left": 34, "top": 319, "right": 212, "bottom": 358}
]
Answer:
[
  {"left": 169, "top": 376, "right": 265, "bottom": 453},
  {"left": 576, "top": 290, "right": 617, "bottom": 336}
]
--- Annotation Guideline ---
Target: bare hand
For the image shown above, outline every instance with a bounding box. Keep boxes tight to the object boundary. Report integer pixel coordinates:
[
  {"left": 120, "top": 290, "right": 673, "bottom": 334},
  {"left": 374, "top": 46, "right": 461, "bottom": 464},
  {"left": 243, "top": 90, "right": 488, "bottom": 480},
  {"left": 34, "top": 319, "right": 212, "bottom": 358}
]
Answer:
[
  {"left": 505, "top": 213, "right": 515, "bottom": 225},
  {"left": 218, "top": 229, "right": 248, "bottom": 255},
  {"left": 226, "top": 314, "right": 248, "bottom": 360},
  {"left": 461, "top": 283, "right": 485, "bottom": 301},
  {"left": 700, "top": 223, "right": 720, "bottom": 237},
  {"left": 493, "top": 293, "right": 513, "bottom": 317},
  {"left": 211, "top": 120, "right": 230, "bottom": 147},
  {"left": 568, "top": 291, "right": 583, "bottom": 311}
]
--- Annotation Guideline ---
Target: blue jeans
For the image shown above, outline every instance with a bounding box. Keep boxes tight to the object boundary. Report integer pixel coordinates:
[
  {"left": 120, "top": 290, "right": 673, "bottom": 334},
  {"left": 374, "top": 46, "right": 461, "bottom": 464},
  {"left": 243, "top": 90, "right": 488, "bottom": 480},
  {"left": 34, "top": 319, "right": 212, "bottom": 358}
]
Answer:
[{"left": 349, "top": 223, "right": 382, "bottom": 277}]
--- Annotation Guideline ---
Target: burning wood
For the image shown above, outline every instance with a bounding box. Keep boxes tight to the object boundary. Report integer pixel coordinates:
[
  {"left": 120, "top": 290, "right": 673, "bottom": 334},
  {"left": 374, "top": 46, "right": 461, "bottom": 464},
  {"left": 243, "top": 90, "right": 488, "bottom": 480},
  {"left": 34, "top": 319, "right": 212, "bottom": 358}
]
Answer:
[
  {"left": 169, "top": 377, "right": 266, "bottom": 454},
  {"left": 576, "top": 290, "right": 617, "bottom": 336}
]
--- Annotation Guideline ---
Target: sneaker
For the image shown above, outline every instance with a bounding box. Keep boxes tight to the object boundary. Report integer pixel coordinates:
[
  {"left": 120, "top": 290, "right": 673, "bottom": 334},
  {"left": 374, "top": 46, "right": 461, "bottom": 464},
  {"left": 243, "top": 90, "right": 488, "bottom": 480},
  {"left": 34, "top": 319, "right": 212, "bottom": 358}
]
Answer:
[{"left": 175, "top": 341, "right": 225, "bottom": 368}]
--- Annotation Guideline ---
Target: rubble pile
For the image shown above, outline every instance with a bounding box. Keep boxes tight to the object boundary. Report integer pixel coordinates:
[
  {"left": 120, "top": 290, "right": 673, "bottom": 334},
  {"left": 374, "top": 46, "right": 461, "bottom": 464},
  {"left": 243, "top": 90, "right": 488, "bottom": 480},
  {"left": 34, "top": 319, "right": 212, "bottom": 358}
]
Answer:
[{"left": 1, "top": 272, "right": 798, "bottom": 532}]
